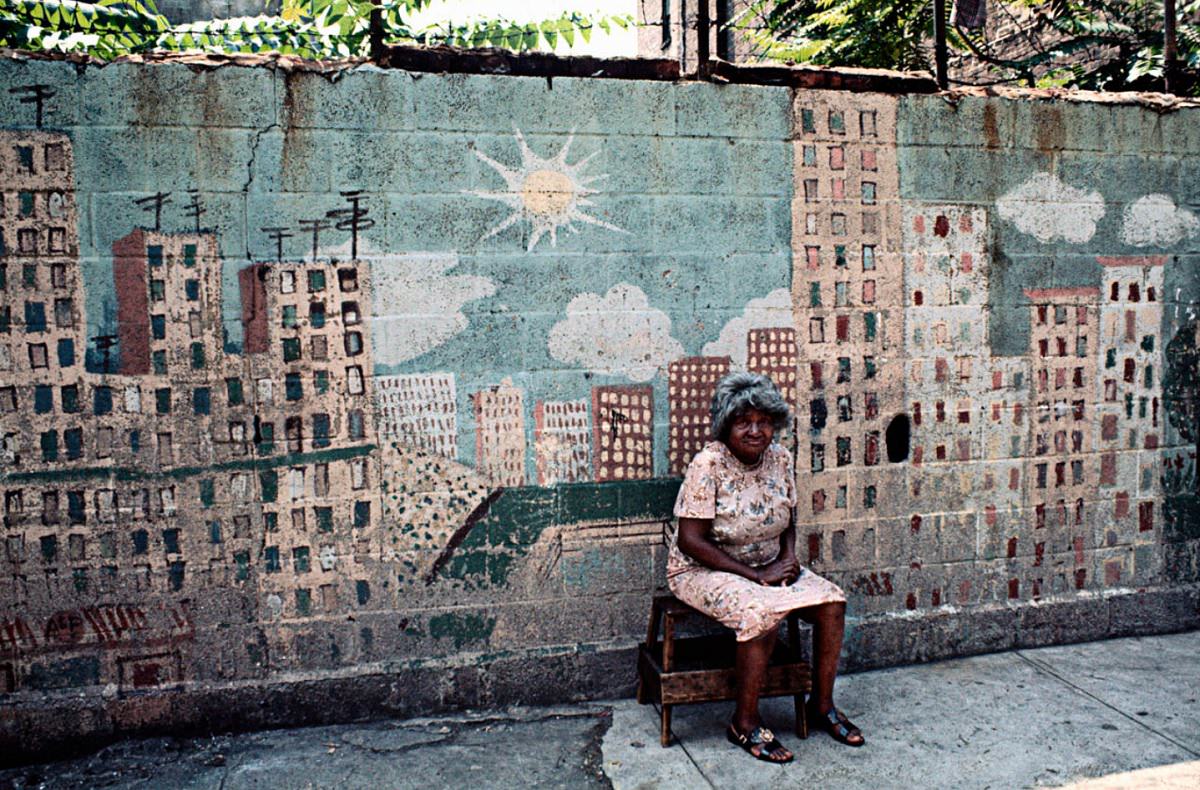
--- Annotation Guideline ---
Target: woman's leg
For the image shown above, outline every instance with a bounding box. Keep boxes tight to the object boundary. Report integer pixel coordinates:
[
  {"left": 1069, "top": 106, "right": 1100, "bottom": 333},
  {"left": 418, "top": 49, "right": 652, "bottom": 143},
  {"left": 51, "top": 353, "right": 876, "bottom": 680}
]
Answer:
[
  {"left": 732, "top": 627, "right": 793, "bottom": 760},
  {"left": 806, "top": 600, "right": 845, "bottom": 712},
  {"left": 733, "top": 627, "right": 776, "bottom": 731},
  {"left": 799, "top": 600, "right": 864, "bottom": 746}
]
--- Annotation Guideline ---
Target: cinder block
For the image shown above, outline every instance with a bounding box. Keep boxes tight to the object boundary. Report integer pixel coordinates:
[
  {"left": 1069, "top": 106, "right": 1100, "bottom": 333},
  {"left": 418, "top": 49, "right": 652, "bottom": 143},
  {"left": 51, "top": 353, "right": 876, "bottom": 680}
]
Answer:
[
  {"left": 282, "top": 67, "right": 410, "bottom": 131},
  {"left": 0, "top": 58, "right": 83, "bottom": 129},
  {"left": 674, "top": 82, "right": 790, "bottom": 140},
  {"left": 81, "top": 62, "right": 276, "bottom": 129}
]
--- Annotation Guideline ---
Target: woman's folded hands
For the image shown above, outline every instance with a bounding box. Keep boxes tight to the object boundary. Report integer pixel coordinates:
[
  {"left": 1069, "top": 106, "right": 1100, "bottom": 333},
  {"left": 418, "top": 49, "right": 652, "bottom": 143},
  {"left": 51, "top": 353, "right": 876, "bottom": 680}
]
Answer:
[{"left": 755, "top": 556, "right": 800, "bottom": 586}]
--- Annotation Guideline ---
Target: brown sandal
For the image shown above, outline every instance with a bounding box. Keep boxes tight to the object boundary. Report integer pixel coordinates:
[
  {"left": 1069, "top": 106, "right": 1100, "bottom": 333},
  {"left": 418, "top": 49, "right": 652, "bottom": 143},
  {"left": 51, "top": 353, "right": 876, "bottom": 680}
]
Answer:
[{"left": 726, "top": 723, "right": 794, "bottom": 763}]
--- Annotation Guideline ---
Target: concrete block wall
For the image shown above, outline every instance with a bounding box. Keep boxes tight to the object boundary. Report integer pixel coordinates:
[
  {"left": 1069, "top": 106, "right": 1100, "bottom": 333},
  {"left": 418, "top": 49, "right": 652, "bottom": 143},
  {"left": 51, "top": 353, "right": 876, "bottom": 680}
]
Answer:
[{"left": 1, "top": 55, "right": 1198, "bottom": 761}]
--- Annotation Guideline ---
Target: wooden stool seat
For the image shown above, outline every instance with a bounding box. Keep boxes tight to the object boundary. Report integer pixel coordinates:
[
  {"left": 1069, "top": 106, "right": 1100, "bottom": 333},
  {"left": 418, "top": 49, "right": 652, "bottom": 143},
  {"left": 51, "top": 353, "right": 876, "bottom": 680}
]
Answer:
[{"left": 636, "top": 593, "right": 812, "bottom": 746}]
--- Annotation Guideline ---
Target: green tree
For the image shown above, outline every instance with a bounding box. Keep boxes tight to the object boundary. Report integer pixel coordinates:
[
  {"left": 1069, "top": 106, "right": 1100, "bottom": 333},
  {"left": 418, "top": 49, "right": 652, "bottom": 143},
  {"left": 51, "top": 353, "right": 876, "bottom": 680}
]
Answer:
[
  {"left": 0, "top": 0, "right": 632, "bottom": 61},
  {"left": 733, "top": 0, "right": 1200, "bottom": 95},
  {"left": 733, "top": 0, "right": 933, "bottom": 72}
]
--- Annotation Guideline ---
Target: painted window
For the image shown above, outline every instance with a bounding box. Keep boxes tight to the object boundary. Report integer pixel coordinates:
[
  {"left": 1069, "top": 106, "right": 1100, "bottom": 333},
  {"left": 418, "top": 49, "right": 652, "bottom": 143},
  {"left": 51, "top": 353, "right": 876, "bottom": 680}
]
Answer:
[
  {"left": 24, "top": 301, "right": 46, "bottom": 333},
  {"left": 285, "top": 372, "right": 303, "bottom": 401},
  {"left": 193, "top": 387, "right": 211, "bottom": 415},
  {"left": 310, "top": 301, "right": 326, "bottom": 328},
  {"left": 61, "top": 385, "right": 79, "bottom": 413},
  {"left": 34, "top": 384, "right": 53, "bottom": 413},
  {"left": 57, "top": 338, "right": 74, "bottom": 367},
  {"left": 54, "top": 298, "right": 73, "bottom": 328},
  {"left": 312, "top": 413, "right": 331, "bottom": 448}
]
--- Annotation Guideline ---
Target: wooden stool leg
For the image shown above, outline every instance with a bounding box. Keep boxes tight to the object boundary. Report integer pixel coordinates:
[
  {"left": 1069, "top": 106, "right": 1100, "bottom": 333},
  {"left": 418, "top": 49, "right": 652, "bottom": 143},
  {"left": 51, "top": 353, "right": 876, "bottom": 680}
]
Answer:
[
  {"left": 662, "top": 614, "right": 675, "bottom": 672},
  {"left": 660, "top": 612, "right": 676, "bottom": 747},
  {"left": 789, "top": 612, "right": 809, "bottom": 739},
  {"left": 637, "top": 599, "right": 663, "bottom": 705},
  {"left": 646, "top": 598, "right": 663, "bottom": 647}
]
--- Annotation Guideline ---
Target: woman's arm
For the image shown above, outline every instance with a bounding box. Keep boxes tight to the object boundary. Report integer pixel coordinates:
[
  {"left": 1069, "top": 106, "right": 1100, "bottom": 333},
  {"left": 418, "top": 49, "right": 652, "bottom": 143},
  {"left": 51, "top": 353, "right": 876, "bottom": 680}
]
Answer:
[
  {"left": 776, "top": 518, "right": 800, "bottom": 584},
  {"left": 677, "top": 517, "right": 796, "bottom": 585},
  {"left": 677, "top": 517, "right": 764, "bottom": 582},
  {"left": 778, "top": 518, "right": 797, "bottom": 562}
]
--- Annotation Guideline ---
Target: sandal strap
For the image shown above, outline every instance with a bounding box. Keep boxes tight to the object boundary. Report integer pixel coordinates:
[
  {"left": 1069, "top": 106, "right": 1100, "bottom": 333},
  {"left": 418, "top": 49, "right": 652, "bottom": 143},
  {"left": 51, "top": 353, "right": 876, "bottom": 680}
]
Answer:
[{"left": 811, "top": 706, "right": 863, "bottom": 742}]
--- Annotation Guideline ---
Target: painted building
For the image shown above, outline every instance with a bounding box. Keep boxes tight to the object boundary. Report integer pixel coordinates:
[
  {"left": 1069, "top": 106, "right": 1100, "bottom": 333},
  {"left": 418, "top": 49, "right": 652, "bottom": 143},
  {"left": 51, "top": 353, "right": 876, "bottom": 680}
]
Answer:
[
  {"left": 241, "top": 257, "right": 380, "bottom": 619},
  {"left": 1024, "top": 287, "right": 1100, "bottom": 598},
  {"left": 667, "top": 355, "right": 729, "bottom": 476},
  {"left": 745, "top": 327, "right": 799, "bottom": 409},
  {"left": 1096, "top": 256, "right": 1166, "bottom": 585},
  {"left": 375, "top": 372, "right": 459, "bottom": 460},
  {"left": 592, "top": 385, "right": 654, "bottom": 481},
  {"left": 789, "top": 94, "right": 905, "bottom": 604},
  {"left": 534, "top": 398, "right": 591, "bottom": 485},
  {"left": 473, "top": 377, "right": 527, "bottom": 487}
]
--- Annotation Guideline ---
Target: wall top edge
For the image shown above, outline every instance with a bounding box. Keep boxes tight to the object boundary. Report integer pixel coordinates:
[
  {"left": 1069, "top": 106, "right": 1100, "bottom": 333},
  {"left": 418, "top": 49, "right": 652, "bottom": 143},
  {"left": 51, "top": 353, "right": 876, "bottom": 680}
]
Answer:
[{"left": 2, "top": 44, "right": 1199, "bottom": 110}]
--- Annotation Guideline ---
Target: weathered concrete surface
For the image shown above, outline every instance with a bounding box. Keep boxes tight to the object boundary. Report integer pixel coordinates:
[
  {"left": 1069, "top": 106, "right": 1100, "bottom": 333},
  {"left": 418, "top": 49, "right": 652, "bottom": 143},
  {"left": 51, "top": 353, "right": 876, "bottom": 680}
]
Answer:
[
  {"left": 0, "top": 706, "right": 613, "bottom": 789},
  {"left": 1058, "top": 761, "right": 1200, "bottom": 789},
  {"left": 2, "top": 631, "right": 1196, "bottom": 789},
  {"left": 602, "top": 630, "right": 1200, "bottom": 789}
]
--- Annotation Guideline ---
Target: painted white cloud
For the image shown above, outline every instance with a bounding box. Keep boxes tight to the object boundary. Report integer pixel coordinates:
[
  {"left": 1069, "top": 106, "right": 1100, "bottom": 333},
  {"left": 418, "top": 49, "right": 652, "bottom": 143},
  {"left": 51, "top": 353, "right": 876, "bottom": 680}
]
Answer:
[
  {"left": 548, "top": 283, "right": 684, "bottom": 382},
  {"left": 701, "top": 288, "right": 793, "bottom": 369},
  {"left": 1121, "top": 194, "right": 1200, "bottom": 248},
  {"left": 335, "top": 242, "right": 495, "bottom": 365},
  {"left": 996, "top": 172, "right": 1105, "bottom": 244}
]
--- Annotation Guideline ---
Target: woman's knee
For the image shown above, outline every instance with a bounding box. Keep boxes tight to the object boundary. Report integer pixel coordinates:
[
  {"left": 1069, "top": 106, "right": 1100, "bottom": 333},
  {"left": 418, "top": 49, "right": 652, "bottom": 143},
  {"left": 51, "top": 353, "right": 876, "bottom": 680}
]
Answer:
[{"left": 820, "top": 600, "right": 846, "bottom": 620}]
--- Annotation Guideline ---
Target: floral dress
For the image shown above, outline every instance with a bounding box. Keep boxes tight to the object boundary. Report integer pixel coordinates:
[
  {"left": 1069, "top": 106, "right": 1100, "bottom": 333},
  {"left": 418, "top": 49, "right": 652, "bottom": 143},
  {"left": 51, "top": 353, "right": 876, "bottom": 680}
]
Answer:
[{"left": 668, "top": 440, "right": 845, "bottom": 642}]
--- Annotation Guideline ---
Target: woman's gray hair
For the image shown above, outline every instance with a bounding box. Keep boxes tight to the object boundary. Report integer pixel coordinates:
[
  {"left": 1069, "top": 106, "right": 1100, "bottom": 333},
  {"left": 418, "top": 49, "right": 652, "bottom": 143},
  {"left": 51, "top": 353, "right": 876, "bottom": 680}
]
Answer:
[{"left": 710, "top": 371, "right": 791, "bottom": 439}]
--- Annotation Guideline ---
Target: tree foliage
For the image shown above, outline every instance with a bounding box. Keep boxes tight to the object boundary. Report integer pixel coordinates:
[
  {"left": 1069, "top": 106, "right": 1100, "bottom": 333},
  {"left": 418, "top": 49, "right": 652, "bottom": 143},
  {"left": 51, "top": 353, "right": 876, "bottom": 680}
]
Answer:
[
  {"left": 733, "top": 0, "right": 1200, "bottom": 95},
  {"left": 733, "top": 0, "right": 934, "bottom": 72},
  {"left": 0, "top": 0, "right": 633, "bottom": 61}
]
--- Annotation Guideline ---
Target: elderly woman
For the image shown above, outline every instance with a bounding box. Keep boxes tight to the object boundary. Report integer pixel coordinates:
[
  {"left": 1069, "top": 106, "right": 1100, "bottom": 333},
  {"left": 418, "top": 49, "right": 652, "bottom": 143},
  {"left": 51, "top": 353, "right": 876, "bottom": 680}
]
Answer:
[{"left": 669, "top": 371, "right": 864, "bottom": 763}]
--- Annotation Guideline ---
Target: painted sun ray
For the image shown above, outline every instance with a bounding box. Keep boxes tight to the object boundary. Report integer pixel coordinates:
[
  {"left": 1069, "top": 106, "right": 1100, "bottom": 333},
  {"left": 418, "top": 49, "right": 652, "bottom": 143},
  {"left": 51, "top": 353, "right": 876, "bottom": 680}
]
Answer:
[
  {"left": 479, "top": 212, "right": 525, "bottom": 243},
  {"left": 465, "top": 126, "right": 627, "bottom": 251}
]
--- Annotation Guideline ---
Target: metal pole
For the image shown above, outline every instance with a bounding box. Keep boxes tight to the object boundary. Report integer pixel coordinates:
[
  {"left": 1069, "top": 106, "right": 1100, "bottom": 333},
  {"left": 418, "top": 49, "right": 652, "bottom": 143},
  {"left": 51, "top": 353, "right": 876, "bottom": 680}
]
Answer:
[
  {"left": 716, "top": 0, "right": 731, "bottom": 61},
  {"left": 369, "top": 0, "right": 384, "bottom": 61},
  {"left": 1165, "top": 0, "right": 1178, "bottom": 94},
  {"left": 934, "top": 0, "right": 948, "bottom": 89}
]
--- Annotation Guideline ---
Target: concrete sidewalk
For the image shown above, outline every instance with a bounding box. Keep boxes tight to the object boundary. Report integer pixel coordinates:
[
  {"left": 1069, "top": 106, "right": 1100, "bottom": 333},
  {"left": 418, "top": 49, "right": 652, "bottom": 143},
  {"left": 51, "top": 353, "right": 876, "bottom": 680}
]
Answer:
[{"left": 3, "top": 631, "right": 1197, "bottom": 789}]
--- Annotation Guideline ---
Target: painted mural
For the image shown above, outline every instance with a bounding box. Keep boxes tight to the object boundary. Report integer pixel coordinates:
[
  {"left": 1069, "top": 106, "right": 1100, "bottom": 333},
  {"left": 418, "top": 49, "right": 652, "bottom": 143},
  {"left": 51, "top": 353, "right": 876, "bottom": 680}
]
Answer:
[{"left": 0, "top": 60, "right": 1198, "bottom": 720}]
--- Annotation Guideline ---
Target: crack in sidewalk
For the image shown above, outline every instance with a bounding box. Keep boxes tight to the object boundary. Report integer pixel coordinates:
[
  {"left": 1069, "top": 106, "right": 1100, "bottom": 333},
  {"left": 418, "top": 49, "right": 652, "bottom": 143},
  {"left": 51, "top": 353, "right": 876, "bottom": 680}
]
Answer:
[
  {"left": 652, "top": 703, "right": 719, "bottom": 790},
  {"left": 1014, "top": 650, "right": 1200, "bottom": 759}
]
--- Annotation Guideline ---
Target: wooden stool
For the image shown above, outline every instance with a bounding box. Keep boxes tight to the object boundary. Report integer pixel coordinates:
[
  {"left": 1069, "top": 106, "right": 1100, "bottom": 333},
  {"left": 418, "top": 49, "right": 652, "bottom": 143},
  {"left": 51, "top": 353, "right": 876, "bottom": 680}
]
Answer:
[{"left": 636, "top": 593, "right": 811, "bottom": 746}]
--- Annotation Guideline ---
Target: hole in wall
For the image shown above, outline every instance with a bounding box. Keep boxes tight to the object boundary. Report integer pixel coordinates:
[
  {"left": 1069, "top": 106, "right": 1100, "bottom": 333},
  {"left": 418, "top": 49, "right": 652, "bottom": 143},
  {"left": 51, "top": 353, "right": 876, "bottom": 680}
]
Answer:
[{"left": 885, "top": 413, "right": 910, "bottom": 463}]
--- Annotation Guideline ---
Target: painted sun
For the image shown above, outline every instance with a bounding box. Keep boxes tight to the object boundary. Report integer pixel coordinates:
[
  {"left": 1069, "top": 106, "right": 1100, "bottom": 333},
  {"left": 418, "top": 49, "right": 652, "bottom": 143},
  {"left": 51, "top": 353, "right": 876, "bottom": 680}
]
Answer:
[{"left": 469, "top": 128, "right": 625, "bottom": 252}]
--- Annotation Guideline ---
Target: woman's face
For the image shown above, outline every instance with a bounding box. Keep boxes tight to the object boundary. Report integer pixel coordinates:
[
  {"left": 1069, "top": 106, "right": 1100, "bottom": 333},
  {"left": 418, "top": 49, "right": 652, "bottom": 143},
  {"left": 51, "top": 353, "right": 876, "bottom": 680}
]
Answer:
[{"left": 725, "top": 407, "right": 775, "bottom": 464}]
